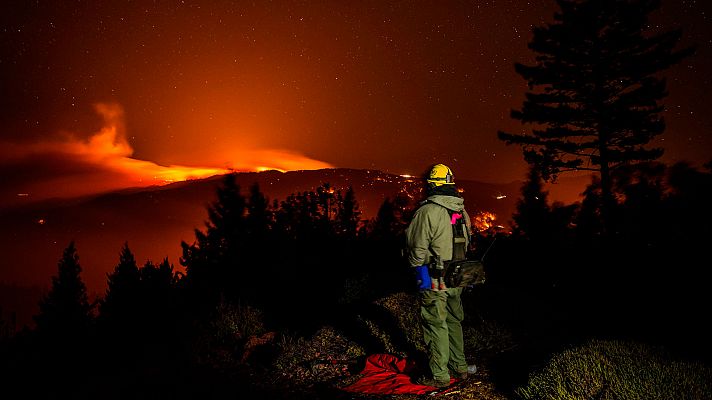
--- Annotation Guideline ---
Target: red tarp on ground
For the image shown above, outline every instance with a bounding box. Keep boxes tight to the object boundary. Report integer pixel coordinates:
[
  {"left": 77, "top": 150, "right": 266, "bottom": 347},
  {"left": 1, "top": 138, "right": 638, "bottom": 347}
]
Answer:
[{"left": 341, "top": 354, "right": 454, "bottom": 395}]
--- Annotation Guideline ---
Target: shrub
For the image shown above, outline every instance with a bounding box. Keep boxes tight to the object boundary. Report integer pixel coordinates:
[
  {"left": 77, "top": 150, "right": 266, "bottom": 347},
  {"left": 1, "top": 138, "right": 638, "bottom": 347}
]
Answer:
[
  {"left": 517, "top": 339, "right": 712, "bottom": 400},
  {"left": 273, "top": 326, "right": 365, "bottom": 386},
  {"left": 211, "top": 300, "right": 265, "bottom": 341},
  {"left": 190, "top": 300, "right": 266, "bottom": 368}
]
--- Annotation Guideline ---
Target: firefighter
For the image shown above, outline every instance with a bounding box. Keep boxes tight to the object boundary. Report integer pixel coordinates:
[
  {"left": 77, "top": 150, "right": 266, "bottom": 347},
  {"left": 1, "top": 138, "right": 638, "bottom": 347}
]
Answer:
[{"left": 406, "top": 163, "right": 475, "bottom": 388}]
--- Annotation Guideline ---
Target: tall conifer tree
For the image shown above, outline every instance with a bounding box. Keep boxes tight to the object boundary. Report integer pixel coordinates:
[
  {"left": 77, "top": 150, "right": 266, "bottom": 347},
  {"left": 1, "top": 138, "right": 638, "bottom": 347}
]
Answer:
[
  {"left": 498, "top": 0, "right": 692, "bottom": 233},
  {"left": 181, "top": 173, "right": 247, "bottom": 299},
  {"left": 246, "top": 182, "right": 272, "bottom": 238},
  {"left": 512, "top": 167, "right": 552, "bottom": 240},
  {"left": 100, "top": 242, "right": 140, "bottom": 321},
  {"left": 35, "top": 242, "right": 92, "bottom": 336},
  {"left": 337, "top": 186, "right": 361, "bottom": 237}
]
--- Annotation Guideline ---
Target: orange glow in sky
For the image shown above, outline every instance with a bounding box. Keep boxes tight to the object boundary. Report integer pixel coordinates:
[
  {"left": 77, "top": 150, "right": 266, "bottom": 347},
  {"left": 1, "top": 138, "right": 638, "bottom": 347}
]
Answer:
[
  {"left": 59, "top": 103, "right": 230, "bottom": 183},
  {"left": 1, "top": 1, "right": 708, "bottom": 208},
  {"left": 1, "top": 103, "right": 333, "bottom": 204}
]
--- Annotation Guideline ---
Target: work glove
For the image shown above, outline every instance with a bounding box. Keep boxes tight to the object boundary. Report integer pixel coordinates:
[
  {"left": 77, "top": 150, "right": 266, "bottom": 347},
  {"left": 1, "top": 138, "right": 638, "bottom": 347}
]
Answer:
[{"left": 414, "top": 265, "right": 430, "bottom": 291}]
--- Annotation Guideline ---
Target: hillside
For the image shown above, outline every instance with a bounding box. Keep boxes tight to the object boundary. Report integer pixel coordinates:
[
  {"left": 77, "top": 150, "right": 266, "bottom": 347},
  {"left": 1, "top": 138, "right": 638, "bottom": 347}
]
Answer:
[{"left": 0, "top": 168, "right": 521, "bottom": 328}]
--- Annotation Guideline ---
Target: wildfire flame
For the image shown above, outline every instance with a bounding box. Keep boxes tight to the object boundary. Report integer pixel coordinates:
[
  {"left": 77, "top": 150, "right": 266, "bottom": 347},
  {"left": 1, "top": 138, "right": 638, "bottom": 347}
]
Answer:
[
  {"left": 64, "top": 104, "right": 230, "bottom": 184},
  {"left": 473, "top": 211, "right": 498, "bottom": 232},
  {"left": 2, "top": 103, "right": 333, "bottom": 202}
]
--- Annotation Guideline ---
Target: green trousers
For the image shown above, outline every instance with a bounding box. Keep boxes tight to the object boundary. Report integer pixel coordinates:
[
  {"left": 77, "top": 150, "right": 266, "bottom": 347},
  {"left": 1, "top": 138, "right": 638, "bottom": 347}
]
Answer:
[{"left": 419, "top": 287, "right": 467, "bottom": 381}]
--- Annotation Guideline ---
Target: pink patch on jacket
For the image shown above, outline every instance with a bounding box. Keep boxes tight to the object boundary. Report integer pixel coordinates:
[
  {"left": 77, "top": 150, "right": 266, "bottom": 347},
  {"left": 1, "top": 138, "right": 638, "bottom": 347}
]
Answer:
[{"left": 451, "top": 212, "right": 462, "bottom": 224}]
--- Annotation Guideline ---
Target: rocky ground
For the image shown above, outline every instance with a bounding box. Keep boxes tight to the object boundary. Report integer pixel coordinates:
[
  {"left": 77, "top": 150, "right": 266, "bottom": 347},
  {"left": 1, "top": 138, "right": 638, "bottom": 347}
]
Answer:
[{"left": 228, "top": 291, "right": 518, "bottom": 399}]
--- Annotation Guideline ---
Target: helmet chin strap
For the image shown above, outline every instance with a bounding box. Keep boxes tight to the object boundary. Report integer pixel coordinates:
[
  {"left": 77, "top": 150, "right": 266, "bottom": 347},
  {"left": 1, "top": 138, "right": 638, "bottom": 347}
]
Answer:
[{"left": 427, "top": 184, "right": 460, "bottom": 197}]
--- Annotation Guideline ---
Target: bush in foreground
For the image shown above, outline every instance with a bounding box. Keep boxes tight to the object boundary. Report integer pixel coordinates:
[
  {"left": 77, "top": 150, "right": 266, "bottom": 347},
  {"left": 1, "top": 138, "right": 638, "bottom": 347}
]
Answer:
[{"left": 517, "top": 339, "right": 711, "bottom": 400}]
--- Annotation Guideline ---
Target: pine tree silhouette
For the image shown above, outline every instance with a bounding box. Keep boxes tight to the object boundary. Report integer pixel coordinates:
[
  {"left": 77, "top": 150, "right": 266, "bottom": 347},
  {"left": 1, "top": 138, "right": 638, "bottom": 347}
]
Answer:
[
  {"left": 181, "top": 173, "right": 247, "bottom": 300},
  {"left": 512, "top": 167, "right": 552, "bottom": 241},
  {"left": 35, "top": 242, "right": 93, "bottom": 338},
  {"left": 141, "top": 257, "right": 175, "bottom": 293},
  {"left": 100, "top": 242, "right": 141, "bottom": 322},
  {"left": 138, "top": 258, "right": 177, "bottom": 347},
  {"left": 612, "top": 162, "right": 666, "bottom": 243},
  {"left": 498, "top": 0, "right": 693, "bottom": 234},
  {"left": 370, "top": 194, "right": 412, "bottom": 241},
  {"left": 336, "top": 186, "right": 361, "bottom": 237},
  {"left": 246, "top": 182, "right": 272, "bottom": 238},
  {"left": 274, "top": 184, "right": 341, "bottom": 240}
]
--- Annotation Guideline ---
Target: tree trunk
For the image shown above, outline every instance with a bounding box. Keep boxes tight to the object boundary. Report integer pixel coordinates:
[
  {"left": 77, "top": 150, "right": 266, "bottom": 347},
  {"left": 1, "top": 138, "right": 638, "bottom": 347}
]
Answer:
[{"left": 598, "top": 153, "right": 615, "bottom": 242}]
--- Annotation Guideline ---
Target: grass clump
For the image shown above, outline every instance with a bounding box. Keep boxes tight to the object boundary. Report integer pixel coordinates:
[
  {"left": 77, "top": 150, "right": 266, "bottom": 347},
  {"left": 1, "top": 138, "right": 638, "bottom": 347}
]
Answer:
[
  {"left": 517, "top": 339, "right": 712, "bottom": 400},
  {"left": 374, "top": 292, "right": 425, "bottom": 353}
]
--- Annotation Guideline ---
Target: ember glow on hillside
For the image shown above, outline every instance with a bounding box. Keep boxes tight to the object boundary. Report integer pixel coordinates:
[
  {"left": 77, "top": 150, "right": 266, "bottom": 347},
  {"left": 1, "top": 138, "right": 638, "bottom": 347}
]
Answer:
[{"left": 0, "top": 103, "right": 333, "bottom": 205}]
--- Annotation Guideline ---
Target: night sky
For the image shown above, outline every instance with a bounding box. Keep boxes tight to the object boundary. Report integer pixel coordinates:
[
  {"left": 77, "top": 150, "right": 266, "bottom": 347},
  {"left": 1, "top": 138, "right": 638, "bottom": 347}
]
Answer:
[{"left": 1, "top": 0, "right": 710, "bottom": 206}]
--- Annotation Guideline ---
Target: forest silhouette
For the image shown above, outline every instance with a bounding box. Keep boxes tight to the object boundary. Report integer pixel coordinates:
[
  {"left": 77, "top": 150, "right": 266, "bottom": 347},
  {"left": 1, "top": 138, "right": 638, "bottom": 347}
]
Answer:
[
  {"left": 1, "top": 161, "right": 710, "bottom": 398},
  {"left": 1, "top": 1, "right": 710, "bottom": 398}
]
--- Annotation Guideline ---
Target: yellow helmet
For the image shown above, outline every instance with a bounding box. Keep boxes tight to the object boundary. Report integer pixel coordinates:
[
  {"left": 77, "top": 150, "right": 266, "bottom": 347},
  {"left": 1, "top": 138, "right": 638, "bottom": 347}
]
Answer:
[{"left": 427, "top": 164, "right": 455, "bottom": 186}]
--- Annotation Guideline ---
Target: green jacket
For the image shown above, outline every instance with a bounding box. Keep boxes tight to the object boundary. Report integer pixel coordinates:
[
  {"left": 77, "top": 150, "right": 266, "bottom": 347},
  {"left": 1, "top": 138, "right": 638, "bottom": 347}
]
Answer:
[{"left": 405, "top": 194, "right": 471, "bottom": 267}]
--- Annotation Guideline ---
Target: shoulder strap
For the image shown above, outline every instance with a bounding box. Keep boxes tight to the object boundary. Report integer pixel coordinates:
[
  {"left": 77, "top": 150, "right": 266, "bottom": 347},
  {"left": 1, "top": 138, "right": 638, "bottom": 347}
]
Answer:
[
  {"left": 450, "top": 211, "right": 468, "bottom": 261},
  {"left": 426, "top": 201, "right": 468, "bottom": 261}
]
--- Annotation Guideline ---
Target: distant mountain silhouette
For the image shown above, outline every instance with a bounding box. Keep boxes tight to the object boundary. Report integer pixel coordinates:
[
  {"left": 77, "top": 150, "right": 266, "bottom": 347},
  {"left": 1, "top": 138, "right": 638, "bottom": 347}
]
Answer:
[{"left": 1, "top": 168, "right": 589, "bottom": 329}]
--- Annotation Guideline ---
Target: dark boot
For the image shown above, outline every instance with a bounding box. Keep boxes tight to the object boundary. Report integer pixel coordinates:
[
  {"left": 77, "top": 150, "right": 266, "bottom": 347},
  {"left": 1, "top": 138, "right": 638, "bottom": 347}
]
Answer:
[{"left": 416, "top": 376, "right": 450, "bottom": 388}]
